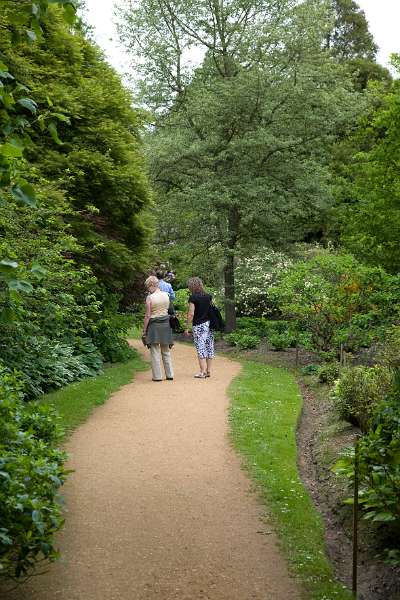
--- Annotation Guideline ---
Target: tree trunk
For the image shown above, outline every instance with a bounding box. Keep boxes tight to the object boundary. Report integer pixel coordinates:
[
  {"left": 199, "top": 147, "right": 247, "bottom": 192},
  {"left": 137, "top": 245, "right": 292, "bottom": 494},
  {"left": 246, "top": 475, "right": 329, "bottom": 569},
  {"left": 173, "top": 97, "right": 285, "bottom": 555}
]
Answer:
[{"left": 224, "top": 252, "right": 236, "bottom": 332}]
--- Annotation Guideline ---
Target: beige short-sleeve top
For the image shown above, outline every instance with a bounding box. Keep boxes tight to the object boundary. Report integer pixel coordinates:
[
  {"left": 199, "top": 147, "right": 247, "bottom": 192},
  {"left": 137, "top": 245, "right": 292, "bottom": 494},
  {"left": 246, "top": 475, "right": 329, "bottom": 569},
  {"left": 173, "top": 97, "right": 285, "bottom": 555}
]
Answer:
[{"left": 149, "top": 290, "right": 169, "bottom": 318}]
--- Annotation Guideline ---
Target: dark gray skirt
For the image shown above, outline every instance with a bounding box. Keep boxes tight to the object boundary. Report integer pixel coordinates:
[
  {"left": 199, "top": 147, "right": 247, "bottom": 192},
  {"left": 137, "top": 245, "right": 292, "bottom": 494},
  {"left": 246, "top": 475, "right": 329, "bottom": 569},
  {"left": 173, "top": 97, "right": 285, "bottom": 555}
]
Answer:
[{"left": 145, "top": 315, "right": 173, "bottom": 346}]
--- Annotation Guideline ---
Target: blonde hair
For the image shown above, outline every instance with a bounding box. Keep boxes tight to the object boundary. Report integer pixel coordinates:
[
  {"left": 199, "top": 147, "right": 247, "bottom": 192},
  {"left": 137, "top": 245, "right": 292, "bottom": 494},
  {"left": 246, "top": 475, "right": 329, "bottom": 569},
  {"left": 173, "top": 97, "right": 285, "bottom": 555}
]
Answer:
[
  {"left": 145, "top": 275, "right": 160, "bottom": 290},
  {"left": 187, "top": 277, "right": 205, "bottom": 294}
]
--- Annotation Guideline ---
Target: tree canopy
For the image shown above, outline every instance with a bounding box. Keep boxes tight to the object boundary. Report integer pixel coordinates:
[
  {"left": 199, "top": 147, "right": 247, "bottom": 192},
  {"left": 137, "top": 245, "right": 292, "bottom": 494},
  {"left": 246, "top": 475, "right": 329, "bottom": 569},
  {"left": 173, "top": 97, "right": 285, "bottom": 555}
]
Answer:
[{"left": 117, "top": 0, "right": 363, "bottom": 328}]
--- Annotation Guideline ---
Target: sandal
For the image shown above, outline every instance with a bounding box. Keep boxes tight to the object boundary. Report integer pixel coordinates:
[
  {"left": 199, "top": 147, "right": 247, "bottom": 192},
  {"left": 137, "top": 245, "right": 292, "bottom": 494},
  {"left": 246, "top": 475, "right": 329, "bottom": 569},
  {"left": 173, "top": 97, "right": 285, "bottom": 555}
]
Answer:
[
  {"left": 206, "top": 371, "right": 211, "bottom": 378},
  {"left": 194, "top": 372, "right": 207, "bottom": 378}
]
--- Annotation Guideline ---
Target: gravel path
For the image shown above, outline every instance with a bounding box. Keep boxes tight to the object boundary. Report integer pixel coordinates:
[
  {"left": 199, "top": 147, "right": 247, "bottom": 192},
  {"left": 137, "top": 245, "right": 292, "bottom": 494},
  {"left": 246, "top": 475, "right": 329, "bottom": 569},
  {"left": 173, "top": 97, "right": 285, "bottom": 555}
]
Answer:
[{"left": 4, "top": 342, "right": 300, "bottom": 600}]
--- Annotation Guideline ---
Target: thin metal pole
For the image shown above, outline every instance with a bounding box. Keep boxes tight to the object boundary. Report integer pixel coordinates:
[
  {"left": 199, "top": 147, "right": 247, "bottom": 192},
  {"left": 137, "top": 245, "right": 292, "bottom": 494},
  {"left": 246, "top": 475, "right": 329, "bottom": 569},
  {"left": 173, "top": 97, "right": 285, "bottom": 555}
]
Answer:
[
  {"left": 340, "top": 343, "right": 344, "bottom": 366},
  {"left": 352, "top": 439, "right": 360, "bottom": 598},
  {"left": 295, "top": 345, "right": 299, "bottom": 367}
]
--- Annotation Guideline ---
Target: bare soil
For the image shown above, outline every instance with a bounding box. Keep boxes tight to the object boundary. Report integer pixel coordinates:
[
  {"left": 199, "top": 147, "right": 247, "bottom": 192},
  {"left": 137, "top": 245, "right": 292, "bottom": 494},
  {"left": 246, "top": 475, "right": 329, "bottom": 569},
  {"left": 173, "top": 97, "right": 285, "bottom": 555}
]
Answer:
[{"left": 3, "top": 341, "right": 300, "bottom": 600}]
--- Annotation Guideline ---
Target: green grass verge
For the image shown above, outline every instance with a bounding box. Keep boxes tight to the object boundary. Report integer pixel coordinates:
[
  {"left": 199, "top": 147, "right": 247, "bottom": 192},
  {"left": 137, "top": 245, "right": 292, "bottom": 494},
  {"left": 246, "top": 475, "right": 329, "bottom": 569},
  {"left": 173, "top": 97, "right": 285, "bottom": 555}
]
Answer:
[
  {"left": 229, "top": 360, "right": 352, "bottom": 600},
  {"left": 40, "top": 350, "right": 148, "bottom": 437}
]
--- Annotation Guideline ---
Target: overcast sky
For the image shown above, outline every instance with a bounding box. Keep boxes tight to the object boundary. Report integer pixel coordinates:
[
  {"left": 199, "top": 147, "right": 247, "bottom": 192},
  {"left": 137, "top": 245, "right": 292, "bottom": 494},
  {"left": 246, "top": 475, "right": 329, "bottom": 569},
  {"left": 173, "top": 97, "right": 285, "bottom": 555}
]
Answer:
[{"left": 82, "top": 0, "right": 400, "bottom": 77}]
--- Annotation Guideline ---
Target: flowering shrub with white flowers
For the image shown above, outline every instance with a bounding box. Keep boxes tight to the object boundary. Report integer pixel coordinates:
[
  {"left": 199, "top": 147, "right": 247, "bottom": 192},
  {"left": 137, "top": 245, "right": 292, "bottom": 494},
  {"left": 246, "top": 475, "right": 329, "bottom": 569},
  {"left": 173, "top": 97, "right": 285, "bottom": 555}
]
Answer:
[{"left": 235, "top": 249, "right": 292, "bottom": 317}]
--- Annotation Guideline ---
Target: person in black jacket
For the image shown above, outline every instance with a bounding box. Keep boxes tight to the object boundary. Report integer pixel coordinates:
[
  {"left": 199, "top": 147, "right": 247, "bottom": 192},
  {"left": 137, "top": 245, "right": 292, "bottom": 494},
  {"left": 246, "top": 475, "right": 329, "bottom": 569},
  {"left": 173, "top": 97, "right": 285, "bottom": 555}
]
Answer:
[{"left": 184, "top": 277, "right": 214, "bottom": 378}]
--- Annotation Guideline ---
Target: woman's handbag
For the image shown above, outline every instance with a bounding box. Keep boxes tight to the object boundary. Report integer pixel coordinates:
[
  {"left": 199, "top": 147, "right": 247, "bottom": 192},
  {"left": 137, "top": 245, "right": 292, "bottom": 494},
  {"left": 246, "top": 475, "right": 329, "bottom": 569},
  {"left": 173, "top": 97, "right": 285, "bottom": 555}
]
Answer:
[
  {"left": 169, "top": 314, "right": 182, "bottom": 332},
  {"left": 168, "top": 300, "right": 182, "bottom": 332},
  {"left": 208, "top": 303, "right": 225, "bottom": 331}
]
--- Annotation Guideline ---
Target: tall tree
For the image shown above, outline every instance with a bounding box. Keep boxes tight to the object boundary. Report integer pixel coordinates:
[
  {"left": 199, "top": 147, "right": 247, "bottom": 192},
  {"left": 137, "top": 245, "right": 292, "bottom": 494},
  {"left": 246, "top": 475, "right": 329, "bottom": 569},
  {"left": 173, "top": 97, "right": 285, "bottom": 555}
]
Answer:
[
  {"left": 327, "top": 0, "right": 390, "bottom": 89},
  {"left": 339, "top": 57, "right": 400, "bottom": 274},
  {"left": 118, "top": 0, "right": 361, "bottom": 330}
]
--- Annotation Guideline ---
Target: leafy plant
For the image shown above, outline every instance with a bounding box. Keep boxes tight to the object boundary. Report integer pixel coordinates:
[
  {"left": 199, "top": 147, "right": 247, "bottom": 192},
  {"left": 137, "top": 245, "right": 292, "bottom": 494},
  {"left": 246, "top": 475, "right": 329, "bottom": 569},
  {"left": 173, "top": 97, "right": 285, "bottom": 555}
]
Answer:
[
  {"left": 173, "top": 288, "right": 190, "bottom": 312},
  {"left": 268, "top": 332, "right": 294, "bottom": 351},
  {"left": 331, "top": 365, "right": 393, "bottom": 433},
  {"left": 270, "top": 251, "right": 400, "bottom": 353},
  {"left": 317, "top": 362, "right": 341, "bottom": 385},
  {"left": 0, "top": 364, "right": 67, "bottom": 580},
  {"left": 334, "top": 373, "right": 400, "bottom": 530},
  {"left": 225, "top": 332, "right": 260, "bottom": 350}
]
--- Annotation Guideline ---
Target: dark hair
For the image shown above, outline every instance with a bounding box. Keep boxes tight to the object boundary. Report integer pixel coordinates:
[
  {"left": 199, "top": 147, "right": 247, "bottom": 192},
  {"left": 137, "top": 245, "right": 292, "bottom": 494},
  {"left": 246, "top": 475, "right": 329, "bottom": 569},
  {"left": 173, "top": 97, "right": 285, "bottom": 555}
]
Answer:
[{"left": 155, "top": 270, "right": 164, "bottom": 280}]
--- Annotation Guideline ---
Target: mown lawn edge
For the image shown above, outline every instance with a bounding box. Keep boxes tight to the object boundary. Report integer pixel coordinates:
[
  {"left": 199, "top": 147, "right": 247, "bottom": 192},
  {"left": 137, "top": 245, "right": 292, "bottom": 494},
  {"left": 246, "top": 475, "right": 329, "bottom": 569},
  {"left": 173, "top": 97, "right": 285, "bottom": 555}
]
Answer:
[{"left": 228, "top": 359, "right": 352, "bottom": 600}]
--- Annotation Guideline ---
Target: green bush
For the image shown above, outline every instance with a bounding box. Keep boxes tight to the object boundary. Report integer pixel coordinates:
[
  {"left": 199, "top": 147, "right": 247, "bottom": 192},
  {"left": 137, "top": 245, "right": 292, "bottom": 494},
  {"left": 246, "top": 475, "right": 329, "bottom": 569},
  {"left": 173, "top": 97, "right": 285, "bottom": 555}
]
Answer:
[
  {"left": 225, "top": 332, "right": 260, "bottom": 350},
  {"left": 331, "top": 365, "right": 393, "bottom": 433},
  {"left": 236, "top": 316, "right": 270, "bottom": 337},
  {"left": 301, "top": 364, "right": 320, "bottom": 375},
  {"left": 334, "top": 373, "right": 400, "bottom": 532},
  {"left": 0, "top": 364, "right": 67, "bottom": 580},
  {"left": 317, "top": 362, "right": 341, "bottom": 385},
  {"left": 377, "top": 325, "right": 400, "bottom": 370},
  {"left": 270, "top": 251, "right": 400, "bottom": 353},
  {"left": 93, "top": 312, "right": 134, "bottom": 364},
  {"left": 173, "top": 288, "right": 190, "bottom": 312},
  {"left": 268, "top": 331, "right": 294, "bottom": 351}
]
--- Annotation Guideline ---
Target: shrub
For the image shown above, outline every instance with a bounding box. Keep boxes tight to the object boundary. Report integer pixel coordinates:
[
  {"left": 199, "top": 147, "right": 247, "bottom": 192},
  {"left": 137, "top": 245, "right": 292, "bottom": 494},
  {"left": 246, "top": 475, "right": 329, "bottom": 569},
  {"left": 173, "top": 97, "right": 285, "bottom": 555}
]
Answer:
[
  {"left": 235, "top": 249, "right": 291, "bottom": 317},
  {"left": 236, "top": 316, "right": 270, "bottom": 337},
  {"left": 268, "top": 331, "right": 294, "bottom": 351},
  {"left": 173, "top": 288, "right": 190, "bottom": 312},
  {"left": 301, "top": 364, "right": 320, "bottom": 375},
  {"left": 225, "top": 332, "right": 260, "bottom": 350},
  {"left": 317, "top": 362, "right": 341, "bottom": 385},
  {"left": 334, "top": 373, "right": 400, "bottom": 531},
  {"left": 270, "top": 251, "right": 400, "bottom": 353},
  {"left": 331, "top": 365, "right": 393, "bottom": 433},
  {"left": 0, "top": 364, "right": 67, "bottom": 580},
  {"left": 376, "top": 325, "right": 400, "bottom": 370}
]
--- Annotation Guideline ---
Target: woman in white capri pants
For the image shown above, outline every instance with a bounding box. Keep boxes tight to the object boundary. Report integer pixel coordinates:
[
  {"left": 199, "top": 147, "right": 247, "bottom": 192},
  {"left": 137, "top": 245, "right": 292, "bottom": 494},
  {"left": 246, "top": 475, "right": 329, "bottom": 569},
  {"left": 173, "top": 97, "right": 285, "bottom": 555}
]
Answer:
[{"left": 142, "top": 275, "right": 174, "bottom": 382}]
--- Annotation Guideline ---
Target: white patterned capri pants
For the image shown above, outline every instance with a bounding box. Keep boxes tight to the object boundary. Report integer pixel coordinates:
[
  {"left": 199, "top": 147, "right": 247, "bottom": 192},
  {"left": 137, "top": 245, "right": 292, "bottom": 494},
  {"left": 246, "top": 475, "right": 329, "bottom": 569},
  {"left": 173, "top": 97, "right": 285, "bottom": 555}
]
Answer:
[{"left": 192, "top": 320, "right": 215, "bottom": 359}]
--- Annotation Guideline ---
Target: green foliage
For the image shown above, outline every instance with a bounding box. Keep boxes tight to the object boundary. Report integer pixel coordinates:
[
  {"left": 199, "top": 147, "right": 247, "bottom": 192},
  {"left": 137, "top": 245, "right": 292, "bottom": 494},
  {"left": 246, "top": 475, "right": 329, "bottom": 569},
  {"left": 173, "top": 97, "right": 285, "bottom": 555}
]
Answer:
[
  {"left": 376, "top": 325, "right": 400, "bottom": 371},
  {"left": 0, "top": 363, "right": 67, "bottom": 580},
  {"left": 225, "top": 332, "right": 260, "bottom": 350},
  {"left": 268, "top": 331, "right": 294, "bottom": 352},
  {"left": 301, "top": 364, "right": 320, "bottom": 376},
  {"left": 1, "top": 9, "right": 152, "bottom": 299},
  {"left": 173, "top": 288, "right": 190, "bottom": 312},
  {"left": 118, "top": 0, "right": 363, "bottom": 330},
  {"left": 331, "top": 365, "right": 393, "bottom": 433},
  {"left": 236, "top": 316, "right": 270, "bottom": 337},
  {"left": 339, "top": 64, "right": 400, "bottom": 273},
  {"left": 317, "top": 362, "right": 341, "bottom": 385},
  {"left": 334, "top": 374, "right": 400, "bottom": 531},
  {"left": 270, "top": 251, "right": 400, "bottom": 353},
  {"left": 92, "top": 312, "right": 135, "bottom": 364}
]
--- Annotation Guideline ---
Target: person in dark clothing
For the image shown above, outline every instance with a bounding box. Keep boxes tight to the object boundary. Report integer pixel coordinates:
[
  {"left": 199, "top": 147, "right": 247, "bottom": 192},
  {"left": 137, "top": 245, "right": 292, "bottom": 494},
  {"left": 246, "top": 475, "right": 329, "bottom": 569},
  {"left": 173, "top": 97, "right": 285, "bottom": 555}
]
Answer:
[{"left": 184, "top": 277, "right": 214, "bottom": 378}]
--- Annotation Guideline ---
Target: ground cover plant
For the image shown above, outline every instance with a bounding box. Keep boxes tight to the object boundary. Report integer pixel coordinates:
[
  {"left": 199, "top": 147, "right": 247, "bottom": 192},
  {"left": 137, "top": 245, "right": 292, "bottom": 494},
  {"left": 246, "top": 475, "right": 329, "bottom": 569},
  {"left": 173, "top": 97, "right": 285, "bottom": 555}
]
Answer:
[{"left": 229, "top": 360, "right": 352, "bottom": 599}]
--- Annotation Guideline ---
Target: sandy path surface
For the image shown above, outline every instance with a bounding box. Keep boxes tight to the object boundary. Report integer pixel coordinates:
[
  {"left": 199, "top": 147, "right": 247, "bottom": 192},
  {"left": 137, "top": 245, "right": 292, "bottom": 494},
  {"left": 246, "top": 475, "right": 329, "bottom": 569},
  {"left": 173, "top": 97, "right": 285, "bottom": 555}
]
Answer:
[{"left": 4, "top": 342, "right": 300, "bottom": 600}]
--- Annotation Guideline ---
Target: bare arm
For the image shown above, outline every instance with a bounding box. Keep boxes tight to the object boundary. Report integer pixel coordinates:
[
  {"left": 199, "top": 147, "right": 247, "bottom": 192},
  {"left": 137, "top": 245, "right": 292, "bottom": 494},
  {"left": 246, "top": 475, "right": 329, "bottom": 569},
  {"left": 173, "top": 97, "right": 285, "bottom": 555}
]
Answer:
[
  {"left": 142, "top": 296, "right": 152, "bottom": 334},
  {"left": 185, "top": 302, "right": 195, "bottom": 335}
]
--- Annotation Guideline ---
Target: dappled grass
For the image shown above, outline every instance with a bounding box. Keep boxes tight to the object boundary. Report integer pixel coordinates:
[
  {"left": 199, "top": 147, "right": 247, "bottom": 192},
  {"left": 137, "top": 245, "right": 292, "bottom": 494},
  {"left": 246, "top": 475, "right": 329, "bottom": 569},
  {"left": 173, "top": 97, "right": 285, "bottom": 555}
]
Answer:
[
  {"left": 229, "top": 360, "right": 352, "bottom": 600},
  {"left": 40, "top": 350, "right": 148, "bottom": 436}
]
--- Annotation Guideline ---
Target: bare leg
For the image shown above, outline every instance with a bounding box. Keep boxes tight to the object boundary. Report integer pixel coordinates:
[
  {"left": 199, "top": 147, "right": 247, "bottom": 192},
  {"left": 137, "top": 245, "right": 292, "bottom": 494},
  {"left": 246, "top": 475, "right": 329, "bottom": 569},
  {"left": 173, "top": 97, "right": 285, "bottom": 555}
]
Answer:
[
  {"left": 198, "top": 356, "right": 207, "bottom": 374},
  {"left": 206, "top": 358, "right": 213, "bottom": 376}
]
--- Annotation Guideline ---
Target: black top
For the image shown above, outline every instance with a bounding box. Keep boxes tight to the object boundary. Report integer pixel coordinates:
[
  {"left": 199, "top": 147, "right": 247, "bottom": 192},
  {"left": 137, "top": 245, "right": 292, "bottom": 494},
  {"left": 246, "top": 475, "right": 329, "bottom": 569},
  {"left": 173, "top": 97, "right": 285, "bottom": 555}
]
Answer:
[{"left": 189, "top": 293, "right": 212, "bottom": 326}]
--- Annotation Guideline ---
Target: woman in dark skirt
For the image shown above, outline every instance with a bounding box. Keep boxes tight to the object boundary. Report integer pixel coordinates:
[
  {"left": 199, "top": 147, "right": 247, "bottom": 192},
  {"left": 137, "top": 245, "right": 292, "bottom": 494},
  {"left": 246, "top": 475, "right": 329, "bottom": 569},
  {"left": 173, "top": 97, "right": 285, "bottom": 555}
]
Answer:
[
  {"left": 184, "top": 277, "right": 214, "bottom": 379},
  {"left": 142, "top": 275, "right": 174, "bottom": 382}
]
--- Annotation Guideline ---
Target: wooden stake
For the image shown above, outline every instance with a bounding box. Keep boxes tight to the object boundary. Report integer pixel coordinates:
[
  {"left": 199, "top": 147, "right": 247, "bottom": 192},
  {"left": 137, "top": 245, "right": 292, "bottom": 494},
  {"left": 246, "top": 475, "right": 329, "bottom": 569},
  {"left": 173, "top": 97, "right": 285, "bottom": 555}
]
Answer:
[{"left": 352, "top": 439, "right": 360, "bottom": 598}]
